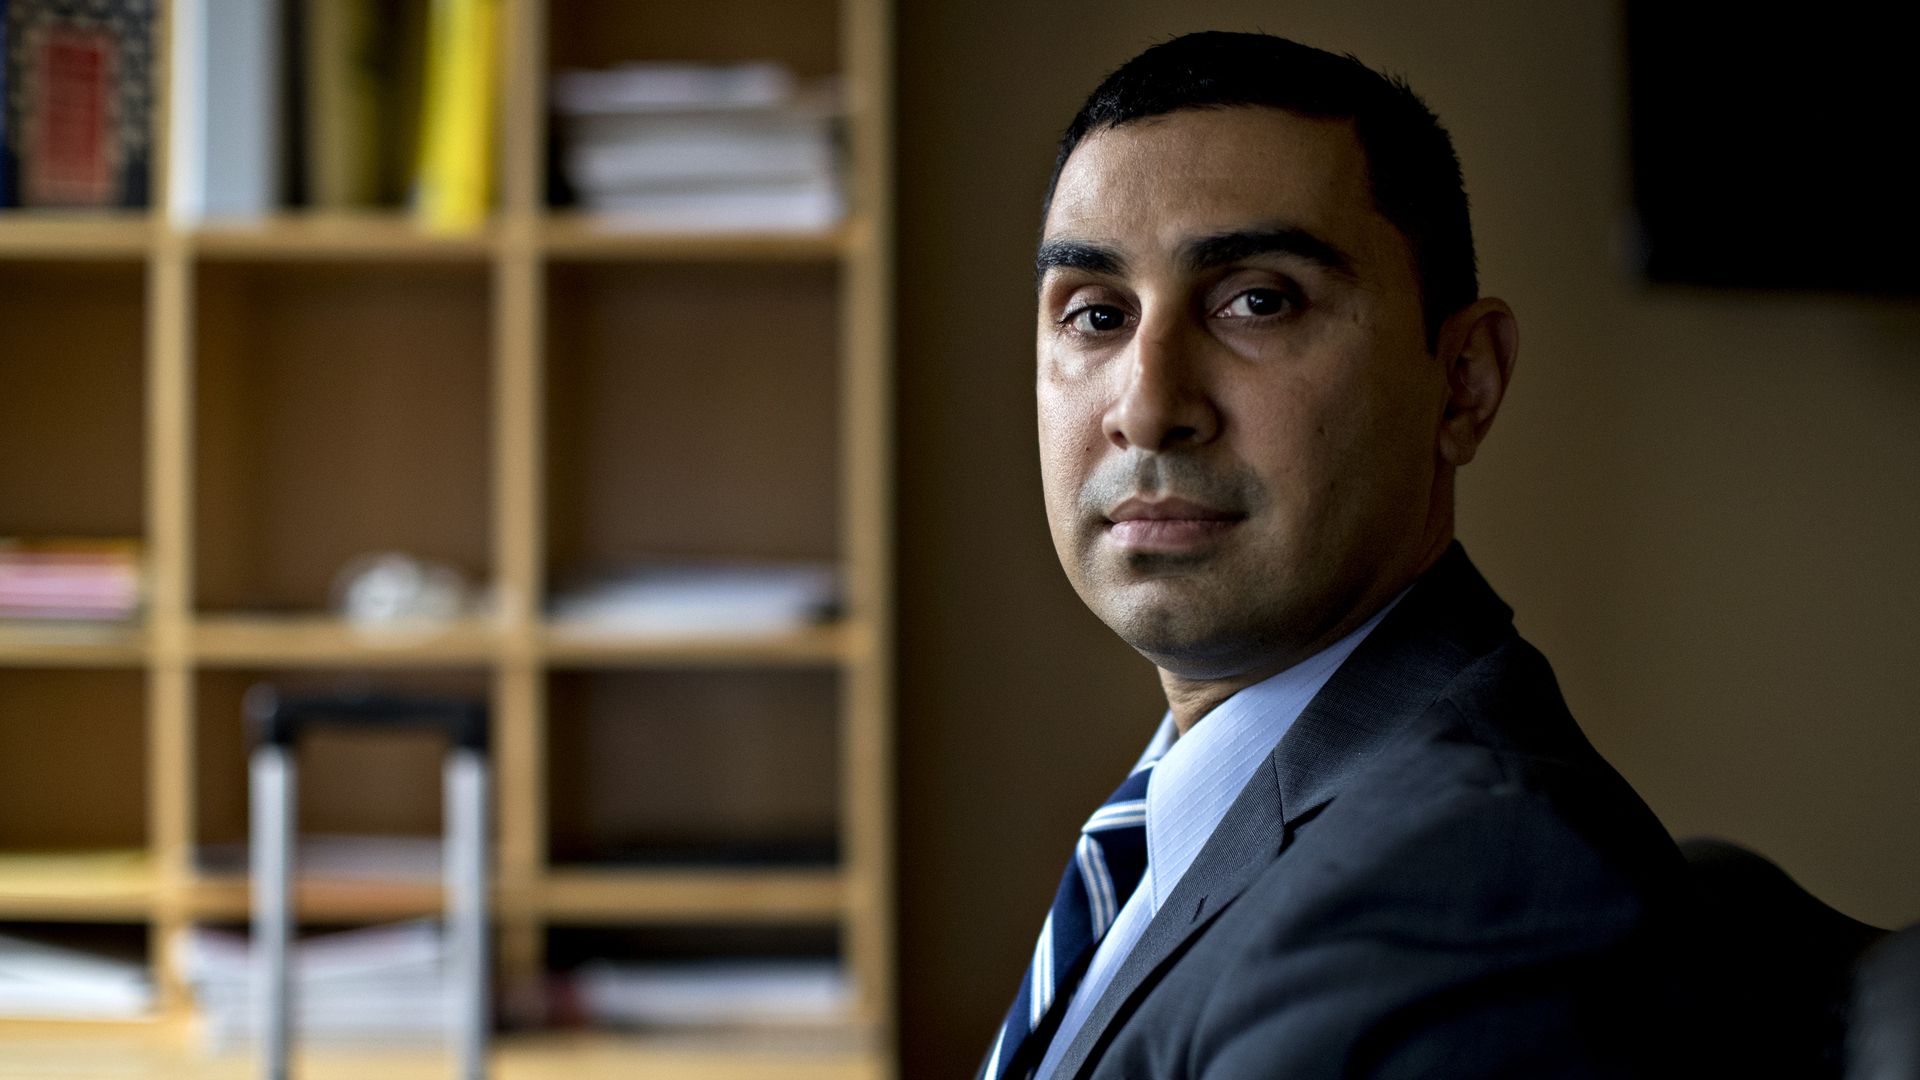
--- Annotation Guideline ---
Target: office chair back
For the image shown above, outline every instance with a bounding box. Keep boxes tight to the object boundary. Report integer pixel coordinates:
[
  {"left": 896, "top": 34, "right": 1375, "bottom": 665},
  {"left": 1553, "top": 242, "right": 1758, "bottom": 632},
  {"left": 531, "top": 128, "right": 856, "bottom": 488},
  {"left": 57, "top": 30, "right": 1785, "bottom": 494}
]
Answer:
[
  {"left": 1849, "top": 922, "right": 1920, "bottom": 1080},
  {"left": 1679, "top": 838, "right": 1887, "bottom": 1078}
]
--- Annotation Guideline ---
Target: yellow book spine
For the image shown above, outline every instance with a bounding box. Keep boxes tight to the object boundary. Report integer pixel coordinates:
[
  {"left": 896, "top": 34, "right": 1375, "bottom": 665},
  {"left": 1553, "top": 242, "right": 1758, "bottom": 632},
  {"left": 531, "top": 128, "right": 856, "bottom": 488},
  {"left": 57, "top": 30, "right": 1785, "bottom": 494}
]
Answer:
[{"left": 413, "top": 0, "right": 499, "bottom": 232}]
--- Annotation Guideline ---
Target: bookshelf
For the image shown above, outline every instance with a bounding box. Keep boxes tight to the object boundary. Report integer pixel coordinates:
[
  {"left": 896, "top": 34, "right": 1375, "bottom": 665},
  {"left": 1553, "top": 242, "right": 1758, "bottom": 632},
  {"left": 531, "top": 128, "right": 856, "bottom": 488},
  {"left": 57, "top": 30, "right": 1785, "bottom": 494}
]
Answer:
[{"left": 0, "top": 0, "right": 894, "bottom": 1075}]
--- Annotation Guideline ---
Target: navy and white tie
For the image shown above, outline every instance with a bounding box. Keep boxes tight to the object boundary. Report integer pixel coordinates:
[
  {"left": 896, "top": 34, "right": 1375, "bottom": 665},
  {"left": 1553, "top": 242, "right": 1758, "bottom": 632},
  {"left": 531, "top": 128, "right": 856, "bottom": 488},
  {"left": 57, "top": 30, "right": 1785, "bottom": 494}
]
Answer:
[{"left": 986, "top": 759, "right": 1155, "bottom": 1080}]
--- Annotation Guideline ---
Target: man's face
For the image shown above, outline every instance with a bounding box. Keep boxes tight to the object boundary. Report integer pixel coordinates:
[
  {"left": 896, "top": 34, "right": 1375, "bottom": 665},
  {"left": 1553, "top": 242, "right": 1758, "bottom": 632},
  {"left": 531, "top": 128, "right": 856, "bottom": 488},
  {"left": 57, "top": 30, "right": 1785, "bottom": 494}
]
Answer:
[{"left": 1037, "top": 106, "right": 1451, "bottom": 681}]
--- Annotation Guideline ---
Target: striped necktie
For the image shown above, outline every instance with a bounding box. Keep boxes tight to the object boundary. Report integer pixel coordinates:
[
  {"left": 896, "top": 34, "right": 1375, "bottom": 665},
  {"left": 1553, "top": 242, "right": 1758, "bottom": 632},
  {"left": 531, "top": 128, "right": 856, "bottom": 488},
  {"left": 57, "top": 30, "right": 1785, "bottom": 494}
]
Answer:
[{"left": 986, "top": 759, "right": 1155, "bottom": 1080}]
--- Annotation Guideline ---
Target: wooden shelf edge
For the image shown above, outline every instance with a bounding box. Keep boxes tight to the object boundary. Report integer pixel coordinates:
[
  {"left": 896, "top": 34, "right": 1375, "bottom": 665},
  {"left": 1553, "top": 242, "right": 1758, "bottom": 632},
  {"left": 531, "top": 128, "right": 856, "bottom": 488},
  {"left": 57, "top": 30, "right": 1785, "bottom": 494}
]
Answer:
[
  {"left": 1, "top": 212, "right": 880, "bottom": 262},
  {"left": 540, "top": 866, "right": 846, "bottom": 924},
  {"left": 539, "top": 213, "right": 857, "bottom": 261},
  {"left": 494, "top": 1030, "right": 881, "bottom": 1079},
  {"left": 0, "top": 895, "right": 155, "bottom": 922},
  {"left": 189, "top": 615, "right": 504, "bottom": 667},
  {"left": 184, "top": 213, "right": 497, "bottom": 261},
  {"left": 0, "top": 851, "right": 156, "bottom": 920},
  {"left": 177, "top": 868, "right": 845, "bottom": 925},
  {"left": 180, "top": 615, "right": 866, "bottom": 667},
  {"left": 0, "top": 1025, "right": 881, "bottom": 1079},
  {"left": 0, "top": 212, "right": 154, "bottom": 258},
  {"left": 183, "top": 876, "right": 449, "bottom": 921},
  {"left": 0, "top": 624, "right": 147, "bottom": 667},
  {"left": 541, "top": 620, "right": 864, "bottom": 668},
  {"left": 0, "top": 1014, "right": 174, "bottom": 1035}
]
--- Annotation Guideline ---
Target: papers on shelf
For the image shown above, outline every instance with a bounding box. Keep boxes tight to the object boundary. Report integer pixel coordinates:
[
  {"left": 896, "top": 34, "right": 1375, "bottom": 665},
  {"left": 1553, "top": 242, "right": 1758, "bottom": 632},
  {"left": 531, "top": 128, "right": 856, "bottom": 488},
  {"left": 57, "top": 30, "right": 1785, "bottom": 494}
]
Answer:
[
  {"left": 176, "top": 919, "right": 451, "bottom": 1050},
  {"left": 580, "top": 183, "right": 844, "bottom": 233},
  {"left": 553, "top": 61, "right": 843, "bottom": 232},
  {"left": 552, "top": 62, "right": 797, "bottom": 114},
  {"left": 195, "top": 834, "right": 443, "bottom": 882},
  {"left": 0, "top": 931, "right": 153, "bottom": 1020},
  {"left": 569, "top": 959, "right": 850, "bottom": 1030},
  {"left": 564, "top": 113, "right": 835, "bottom": 191},
  {"left": 549, "top": 559, "right": 839, "bottom": 638},
  {"left": 0, "top": 538, "right": 143, "bottom": 623}
]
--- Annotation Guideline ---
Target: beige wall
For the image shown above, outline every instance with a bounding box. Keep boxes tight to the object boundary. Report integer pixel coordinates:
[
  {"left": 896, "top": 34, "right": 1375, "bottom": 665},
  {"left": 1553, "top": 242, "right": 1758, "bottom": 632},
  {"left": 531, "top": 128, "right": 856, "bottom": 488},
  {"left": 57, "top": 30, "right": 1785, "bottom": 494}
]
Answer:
[{"left": 894, "top": 1, "right": 1920, "bottom": 1074}]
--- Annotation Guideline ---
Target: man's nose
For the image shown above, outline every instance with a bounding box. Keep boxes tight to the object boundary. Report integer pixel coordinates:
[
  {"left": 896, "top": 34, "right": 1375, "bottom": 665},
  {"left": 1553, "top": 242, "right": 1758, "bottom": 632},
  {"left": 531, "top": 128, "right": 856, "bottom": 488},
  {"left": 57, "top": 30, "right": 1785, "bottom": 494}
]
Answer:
[{"left": 1101, "top": 320, "right": 1221, "bottom": 452}]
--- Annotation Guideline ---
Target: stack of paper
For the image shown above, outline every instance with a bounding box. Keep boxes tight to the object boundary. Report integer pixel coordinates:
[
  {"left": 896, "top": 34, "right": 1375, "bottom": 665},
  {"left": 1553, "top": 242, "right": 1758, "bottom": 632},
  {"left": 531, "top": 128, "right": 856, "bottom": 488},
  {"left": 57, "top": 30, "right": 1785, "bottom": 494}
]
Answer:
[
  {"left": 549, "top": 558, "right": 838, "bottom": 637},
  {"left": 177, "top": 920, "right": 451, "bottom": 1050},
  {"left": 195, "top": 834, "right": 443, "bottom": 882},
  {"left": 571, "top": 958, "right": 850, "bottom": 1030},
  {"left": 0, "top": 539, "right": 142, "bottom": 623},
  {"left": 552, "top": 62, "right": 843, "bottom": 231},
  {"left": 0, "top": 931, "right": 153, "bottom": 1020}
]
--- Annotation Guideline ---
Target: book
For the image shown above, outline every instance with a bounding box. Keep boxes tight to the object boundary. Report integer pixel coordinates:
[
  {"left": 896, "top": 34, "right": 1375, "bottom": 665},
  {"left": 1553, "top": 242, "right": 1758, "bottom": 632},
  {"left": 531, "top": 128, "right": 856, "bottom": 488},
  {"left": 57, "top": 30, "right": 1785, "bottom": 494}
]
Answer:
[
  {"left": 0, "top": 0, "right": 10, "bottom": 207},
  {"left": 301, "top": 0, "right": 383, "bottom": 208},
  {"left": 411, "top": 0, "right": 498, "bottom": 232},
  {"left": 167, "top": 0, "right": 281, "bottom": 221},
  {"left": 2, "top": 0, "right": 155, "bottom": 208}
]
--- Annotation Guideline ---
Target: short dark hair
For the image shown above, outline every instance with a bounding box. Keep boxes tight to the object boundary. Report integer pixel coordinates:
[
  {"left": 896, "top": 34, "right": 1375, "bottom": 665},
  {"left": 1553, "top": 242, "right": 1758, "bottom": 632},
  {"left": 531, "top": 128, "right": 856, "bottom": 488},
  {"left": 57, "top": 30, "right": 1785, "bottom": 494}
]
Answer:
[{"left": 1043, "top": 31, "right": 1477, "bottom": 345}]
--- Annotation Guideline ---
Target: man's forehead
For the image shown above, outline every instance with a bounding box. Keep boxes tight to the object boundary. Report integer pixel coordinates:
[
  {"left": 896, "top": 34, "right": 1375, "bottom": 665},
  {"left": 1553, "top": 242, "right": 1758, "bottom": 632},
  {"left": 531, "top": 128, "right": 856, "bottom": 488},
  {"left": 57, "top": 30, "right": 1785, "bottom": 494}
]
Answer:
[{"left": 1041, "top": 106, "right": 1382, "bottom": 261}]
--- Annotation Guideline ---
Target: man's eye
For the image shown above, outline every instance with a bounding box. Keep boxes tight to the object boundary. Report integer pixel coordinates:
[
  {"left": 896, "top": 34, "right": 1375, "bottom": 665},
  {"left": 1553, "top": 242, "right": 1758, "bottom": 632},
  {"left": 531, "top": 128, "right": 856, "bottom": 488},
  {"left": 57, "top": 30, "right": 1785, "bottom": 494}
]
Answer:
[
  {"left": 1217, "top": 288, "right": 1296, "bottom": 319},
  {"left": 1065, "top": 305, "right": 1128, "bottom": 333}
]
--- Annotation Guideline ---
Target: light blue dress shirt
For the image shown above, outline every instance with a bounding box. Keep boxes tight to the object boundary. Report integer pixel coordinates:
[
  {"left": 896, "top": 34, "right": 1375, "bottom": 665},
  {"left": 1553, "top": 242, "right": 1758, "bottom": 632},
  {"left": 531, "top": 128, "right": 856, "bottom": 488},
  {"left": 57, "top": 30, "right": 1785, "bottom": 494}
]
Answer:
[{"left": 1034, "top": 597, "right": 1400, "bottom": 1079}]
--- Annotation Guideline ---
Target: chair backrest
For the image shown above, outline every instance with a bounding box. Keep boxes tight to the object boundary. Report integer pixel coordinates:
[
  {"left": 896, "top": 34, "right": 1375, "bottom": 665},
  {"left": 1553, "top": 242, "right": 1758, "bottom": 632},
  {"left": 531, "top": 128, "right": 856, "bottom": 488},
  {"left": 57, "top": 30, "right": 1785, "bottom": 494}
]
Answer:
[
  {"left": 1679, "top": 838, "right": 1887, "bottom": 1078},
  {"left": 1849, "top": 923, "right": 1920, "bottom": 1080}
]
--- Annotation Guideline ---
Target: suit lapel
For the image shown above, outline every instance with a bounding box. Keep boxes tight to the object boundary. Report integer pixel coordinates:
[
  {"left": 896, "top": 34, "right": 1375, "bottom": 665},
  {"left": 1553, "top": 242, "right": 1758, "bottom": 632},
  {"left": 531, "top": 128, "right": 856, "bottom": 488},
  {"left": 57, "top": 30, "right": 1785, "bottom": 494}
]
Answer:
[{"left": 1052, "top": 544, "right": 1514, "bottom": 1080}]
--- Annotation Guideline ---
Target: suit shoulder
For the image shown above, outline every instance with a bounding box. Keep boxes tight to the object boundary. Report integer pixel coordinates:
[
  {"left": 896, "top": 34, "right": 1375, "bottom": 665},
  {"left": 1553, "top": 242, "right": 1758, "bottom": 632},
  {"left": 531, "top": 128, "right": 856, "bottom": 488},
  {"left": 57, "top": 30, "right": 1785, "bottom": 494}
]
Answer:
[{"left": 1294, "top": 637, "right": 1686, "bottom": 924}]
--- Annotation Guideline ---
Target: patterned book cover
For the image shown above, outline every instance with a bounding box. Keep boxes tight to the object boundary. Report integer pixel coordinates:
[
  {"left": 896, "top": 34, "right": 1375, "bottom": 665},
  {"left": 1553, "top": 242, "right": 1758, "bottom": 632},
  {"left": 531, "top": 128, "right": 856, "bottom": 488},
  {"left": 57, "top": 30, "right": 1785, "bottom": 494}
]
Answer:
[
  {"left": 2, "top": 0, "right": 154, "bottom": 208},
  {"left": 0, "top": 0, "right": 10, "bottom": 206}
]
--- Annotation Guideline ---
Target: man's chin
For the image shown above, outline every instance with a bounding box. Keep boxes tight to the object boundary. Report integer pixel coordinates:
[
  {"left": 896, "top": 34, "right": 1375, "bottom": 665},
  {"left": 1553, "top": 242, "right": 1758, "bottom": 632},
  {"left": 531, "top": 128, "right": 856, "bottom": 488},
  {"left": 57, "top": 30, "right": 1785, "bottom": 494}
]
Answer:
[{"left": 1100, "top": 598, "right": 1258, "bottom": 677}]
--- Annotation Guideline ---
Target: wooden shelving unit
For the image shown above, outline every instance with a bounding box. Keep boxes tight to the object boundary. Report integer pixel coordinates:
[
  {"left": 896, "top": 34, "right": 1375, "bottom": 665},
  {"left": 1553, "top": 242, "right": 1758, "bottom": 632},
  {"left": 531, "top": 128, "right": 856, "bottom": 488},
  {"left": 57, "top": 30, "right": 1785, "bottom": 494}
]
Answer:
[{"left": 0, "top": 0, "right": 893, "bottom": 1075}]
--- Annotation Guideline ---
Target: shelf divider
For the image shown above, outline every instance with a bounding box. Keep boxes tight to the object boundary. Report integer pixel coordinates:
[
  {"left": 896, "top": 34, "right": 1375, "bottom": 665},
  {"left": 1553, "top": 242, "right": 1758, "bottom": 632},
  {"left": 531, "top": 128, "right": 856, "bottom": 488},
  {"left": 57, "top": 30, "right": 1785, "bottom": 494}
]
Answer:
[{"left": 496, "top": 0, "right": 553, "bottom": 1019}]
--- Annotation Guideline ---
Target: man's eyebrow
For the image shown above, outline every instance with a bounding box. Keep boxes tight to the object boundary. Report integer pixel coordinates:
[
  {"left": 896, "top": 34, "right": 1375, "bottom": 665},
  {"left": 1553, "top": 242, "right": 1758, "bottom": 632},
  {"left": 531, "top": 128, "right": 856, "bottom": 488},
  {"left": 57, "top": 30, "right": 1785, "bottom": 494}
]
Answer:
[
  {"left": 1034, "top": 239, "right": 1127, "bottom": 284},
  {"left": 1180, "top": 225, "right": 1358, "bottom": 280}
]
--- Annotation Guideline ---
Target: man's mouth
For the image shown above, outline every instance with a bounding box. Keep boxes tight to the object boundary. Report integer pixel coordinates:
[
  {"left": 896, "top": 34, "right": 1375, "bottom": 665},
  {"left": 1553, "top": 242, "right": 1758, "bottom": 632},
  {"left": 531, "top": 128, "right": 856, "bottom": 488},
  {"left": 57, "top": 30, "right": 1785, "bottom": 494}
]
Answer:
[{"left": 1103, "top": 496, "right": 1245, "bottom": 552}]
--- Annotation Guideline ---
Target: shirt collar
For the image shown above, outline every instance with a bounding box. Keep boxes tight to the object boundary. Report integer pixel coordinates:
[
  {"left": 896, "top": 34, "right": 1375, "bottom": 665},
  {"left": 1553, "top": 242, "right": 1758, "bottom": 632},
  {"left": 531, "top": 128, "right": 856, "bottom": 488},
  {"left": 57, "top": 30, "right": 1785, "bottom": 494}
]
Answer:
[{"left": 1141, "top": 593, "right": 1403, "bottom": 908}]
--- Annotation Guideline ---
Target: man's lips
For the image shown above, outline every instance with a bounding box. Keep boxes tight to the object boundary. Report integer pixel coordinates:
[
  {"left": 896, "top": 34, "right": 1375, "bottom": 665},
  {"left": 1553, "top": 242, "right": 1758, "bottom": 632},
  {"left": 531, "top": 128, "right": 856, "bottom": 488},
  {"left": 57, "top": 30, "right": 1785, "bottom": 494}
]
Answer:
[{"left": 1103, "top": 497, "right": 1245, "bottom": 551}]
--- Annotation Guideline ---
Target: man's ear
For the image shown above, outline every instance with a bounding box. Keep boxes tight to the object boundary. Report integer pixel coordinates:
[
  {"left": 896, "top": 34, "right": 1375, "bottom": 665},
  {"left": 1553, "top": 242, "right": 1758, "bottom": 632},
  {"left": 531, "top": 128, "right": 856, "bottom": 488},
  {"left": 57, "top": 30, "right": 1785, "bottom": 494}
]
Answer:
[{"left": 1433, "top": 298, "right": 1519, "bottom": 467}]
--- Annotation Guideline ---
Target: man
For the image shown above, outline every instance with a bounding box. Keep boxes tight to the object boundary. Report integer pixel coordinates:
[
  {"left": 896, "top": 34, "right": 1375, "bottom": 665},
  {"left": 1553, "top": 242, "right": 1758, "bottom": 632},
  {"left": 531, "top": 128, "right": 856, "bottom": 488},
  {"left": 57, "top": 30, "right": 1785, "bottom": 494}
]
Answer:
[{"left": 982, "top": 32, "right": 1697, "bottom": 1079}]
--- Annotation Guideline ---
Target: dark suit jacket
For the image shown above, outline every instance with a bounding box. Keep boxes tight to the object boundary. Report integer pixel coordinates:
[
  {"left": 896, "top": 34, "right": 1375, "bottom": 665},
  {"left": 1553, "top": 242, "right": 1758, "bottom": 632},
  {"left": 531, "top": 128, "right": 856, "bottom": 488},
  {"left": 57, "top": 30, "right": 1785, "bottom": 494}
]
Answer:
[{"left": 991, "top": 544, "right": 1703, "bottom": 1079}]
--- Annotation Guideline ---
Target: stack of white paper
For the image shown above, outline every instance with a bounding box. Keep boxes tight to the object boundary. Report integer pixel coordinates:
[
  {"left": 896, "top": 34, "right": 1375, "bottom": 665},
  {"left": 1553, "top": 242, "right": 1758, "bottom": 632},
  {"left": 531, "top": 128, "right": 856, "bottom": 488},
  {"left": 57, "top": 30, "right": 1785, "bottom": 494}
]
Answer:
[
  {"left": 0, "top": 932, "right": 153, "bottom": 1020},
  {"left": 573, "top": 959, "right": 850, "bottom": 1030},
  {"left": 0, "top": 539, "right": 143, "bottom": 622},
  {"left": 177, "top": 920, "right": 451, "bottom": 1051},
  {"left": 553, "top": 62, "right": 843, "bottom": 231},
  {"left": 195, "top": 834, "right": 444, "bottom": 882},
  {"left": 549, "top": 559, "right": 839, "bottom": 637}
]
